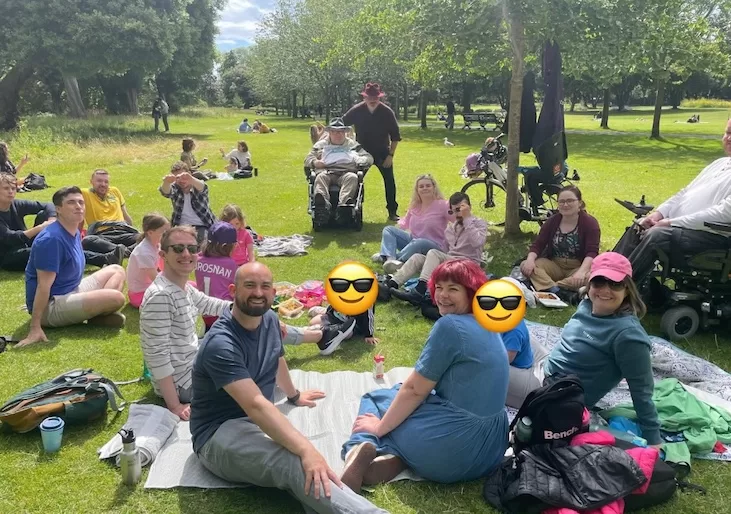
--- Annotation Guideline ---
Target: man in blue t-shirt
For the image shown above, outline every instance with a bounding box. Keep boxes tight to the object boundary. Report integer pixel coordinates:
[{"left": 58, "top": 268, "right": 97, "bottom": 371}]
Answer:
[
  {"left": 190, "top": 262, "right": 386, "bottom": 514},
  {"left": 18, "top": 186, "right": 127, "bottom": 348}
]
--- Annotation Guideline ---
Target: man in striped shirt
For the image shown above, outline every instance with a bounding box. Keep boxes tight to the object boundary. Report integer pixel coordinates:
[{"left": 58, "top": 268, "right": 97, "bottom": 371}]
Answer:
[{"left": 140, "top": 225, "right": 230, "bottom": 420}]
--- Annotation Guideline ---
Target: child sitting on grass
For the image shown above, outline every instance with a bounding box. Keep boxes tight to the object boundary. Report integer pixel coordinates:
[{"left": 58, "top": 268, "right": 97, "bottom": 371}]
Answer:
[
  {"left": 220, "top": 203, "right": 255, "bottom": 267},
  {"left": 127, "top": 213, "right": 169, "bottom": 308}
]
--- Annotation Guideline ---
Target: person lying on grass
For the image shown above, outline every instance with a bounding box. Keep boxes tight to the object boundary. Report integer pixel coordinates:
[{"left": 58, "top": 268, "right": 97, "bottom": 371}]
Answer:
[
  {"left": 190, "top": 261, "right": 387, "bottom": 514},
  {"left": 18, "top": 186, "right": 127, "bottom": 348},
  {"left": 340, "top": 258, "right": 509, "bottom": 493},
  {"left": 506, "top": 252, "right": 662, "bottom": 447}
]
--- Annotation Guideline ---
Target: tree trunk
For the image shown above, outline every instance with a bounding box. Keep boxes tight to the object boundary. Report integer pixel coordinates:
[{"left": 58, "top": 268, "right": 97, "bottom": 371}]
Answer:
[
  {"left": 600, "top": 88, "right": 610, "bottom": 129},
  {"left": 63, "top": 75, "right": 86, "bottom": 118},
  {"left": 301, "top": 92, "right": 306, "bottom": 118},
  {"left": 569, "top": 100, "right": 576, "bottom": 112},
  {"left": 462, "top": 82, "right": 473, "bottom": 113},
  {"left": 0, "top": 63, "right": 35, "bottom": 130},
  {"left": 127, "top": 88, "right": 139, "bottom": 115},
  {"left": 419, "top": 89, "right": 427, "bottom": 129},
  {"left": 503, "top": 0, "right": 524, "bottom": 236},
  {"left": 291, "top": 91, "right": 297, "bottom": 118},
  {"left": 402, "top": 83, "right": 409, "bottom": 121},
  {"left": 650, "top": 78, "right": 665, "bottom": 139}
]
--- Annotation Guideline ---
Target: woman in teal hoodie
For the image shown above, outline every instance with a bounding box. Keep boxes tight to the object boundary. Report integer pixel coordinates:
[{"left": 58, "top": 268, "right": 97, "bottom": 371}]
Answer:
[{"left": 510, "top": 252, "right": 662, "bottom": 446}]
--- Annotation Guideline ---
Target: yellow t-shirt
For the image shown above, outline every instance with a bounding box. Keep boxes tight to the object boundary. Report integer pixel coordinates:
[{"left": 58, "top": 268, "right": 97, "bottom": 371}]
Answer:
[{"left": 81, "top": 186, "right": 126, "bottom": 227}]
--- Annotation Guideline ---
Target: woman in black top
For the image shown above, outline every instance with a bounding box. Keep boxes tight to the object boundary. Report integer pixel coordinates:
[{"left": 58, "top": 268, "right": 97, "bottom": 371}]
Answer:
[{"left": 0, "top": 141, "right": 30, "bottom": 177}]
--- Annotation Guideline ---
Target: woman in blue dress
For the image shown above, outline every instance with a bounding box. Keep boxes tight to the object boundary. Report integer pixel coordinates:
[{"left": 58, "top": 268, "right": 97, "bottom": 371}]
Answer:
[{"left": 340, "top": 258, "right": 509, "bottom": 493}]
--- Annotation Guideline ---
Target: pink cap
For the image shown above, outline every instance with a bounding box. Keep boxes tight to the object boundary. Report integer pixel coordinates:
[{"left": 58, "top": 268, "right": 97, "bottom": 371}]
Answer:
[{"left": 589, "top": 252, "right": 632, "bottom": 282}]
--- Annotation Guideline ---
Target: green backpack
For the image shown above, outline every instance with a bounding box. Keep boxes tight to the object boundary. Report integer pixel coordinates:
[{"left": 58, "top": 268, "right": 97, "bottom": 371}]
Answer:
[{"left": 0, "top": 369, "right": 126, "bottom": 433}]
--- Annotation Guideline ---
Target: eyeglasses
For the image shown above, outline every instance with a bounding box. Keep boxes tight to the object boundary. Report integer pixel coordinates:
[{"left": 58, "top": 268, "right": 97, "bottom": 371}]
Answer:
[
  {"left": 589, "top": 276, "right": 625, "bottom": 291},
  {"left": 448, "top": 206, "right": 466, "bottom": 215},
  {"left": 328, "top": 278, "right": 374, "bottom": 293},
  {"left": 165, "top": 244, "right": 200, "bottom": 254},
  {"left": 476, "top": 295, "right": 523, "bottom": 311},
  {"left": 558, "top": 199, "right": 578, "bottom": 206}
]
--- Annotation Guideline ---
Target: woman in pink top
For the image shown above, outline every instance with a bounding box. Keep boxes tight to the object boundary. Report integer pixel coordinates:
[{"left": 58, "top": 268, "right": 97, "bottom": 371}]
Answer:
[
  {"left": 127, "top": 213, "right": 170, "bottom": 308},
  {"left": 219, "top": 203, "right": 255, "bottom": 266},
  {"left": 373, "top": 174, "right": 452, "bottom": 274}
]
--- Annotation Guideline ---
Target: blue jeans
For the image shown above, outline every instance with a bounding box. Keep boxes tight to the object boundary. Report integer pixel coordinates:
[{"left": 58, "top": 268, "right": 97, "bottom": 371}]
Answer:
[{"left": 379, "top": 226, "right": 441, "bottom": 261}]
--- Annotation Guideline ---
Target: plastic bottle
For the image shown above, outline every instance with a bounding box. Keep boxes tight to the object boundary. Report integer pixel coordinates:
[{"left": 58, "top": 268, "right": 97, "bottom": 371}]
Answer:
[
  {"left": 516, "top": 416, "right": 533, "bottom": 443},
  {"left": 119, "top": 428, "right": 142, "bottom": 485},
  {"left": 373, "top": 354, "right": 385, "bottom": 379}
]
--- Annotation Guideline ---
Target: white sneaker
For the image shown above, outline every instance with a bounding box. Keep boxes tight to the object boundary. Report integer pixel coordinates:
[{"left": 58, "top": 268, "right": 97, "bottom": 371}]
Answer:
[
  {"left": 371, "top": 253, "right": 385, "bottom": 264},
  {"left": 383, "top": 259, "right": 404, "bottom": 274}
]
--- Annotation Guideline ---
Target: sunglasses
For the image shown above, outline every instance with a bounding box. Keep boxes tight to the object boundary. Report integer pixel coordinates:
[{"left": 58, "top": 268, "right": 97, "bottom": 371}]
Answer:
[
  {"left": 166, "top": 244, "right": 200, "bottom": 254},
  {"left": 328, "top": 278, "right": 374, "bottom": 293},
  {"left": 589, "top": 276, "right": 625, "bottom": 291},
  {"left": 476, "top": 295, "right": 522, "bottom": 311}
]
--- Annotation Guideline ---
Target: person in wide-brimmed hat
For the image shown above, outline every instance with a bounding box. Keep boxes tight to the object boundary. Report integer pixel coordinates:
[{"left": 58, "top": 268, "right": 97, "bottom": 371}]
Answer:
[
  {"left": 304, "top": 117, "right": 373, "bottom": 224},
  {"left": 343, "top": 82, "right": 402, "bottom": 222}
]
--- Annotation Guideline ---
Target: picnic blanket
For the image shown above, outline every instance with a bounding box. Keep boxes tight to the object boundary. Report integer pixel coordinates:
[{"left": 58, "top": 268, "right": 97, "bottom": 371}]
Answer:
[
  {"left": 145, "top": 322, "right": 731, "bottom": 489},
  {"left": 256, "top": 234, "right": 313, "bottom": 257}
]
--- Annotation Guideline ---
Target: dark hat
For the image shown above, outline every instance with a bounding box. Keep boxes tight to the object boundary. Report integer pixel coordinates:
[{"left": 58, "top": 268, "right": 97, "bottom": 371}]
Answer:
[
  {"left": 325, "top": 117, "right": 350, "bottom": 131},
  {"left": 360, "top": 82, "right": 386, "bottom": 98},
  {"left": 208, "top": 221, "right": 237, "bottom": 244}
]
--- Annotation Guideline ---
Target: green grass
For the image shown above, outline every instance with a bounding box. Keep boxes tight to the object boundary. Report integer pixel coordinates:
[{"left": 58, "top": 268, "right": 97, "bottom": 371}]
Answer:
[{"left": 1, "top": 108, "right": 730, "bottom": 513}]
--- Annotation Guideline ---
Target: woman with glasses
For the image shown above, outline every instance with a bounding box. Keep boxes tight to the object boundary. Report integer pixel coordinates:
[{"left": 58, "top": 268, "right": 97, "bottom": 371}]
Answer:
[
  {"left": 519, "top": 185, "right": 600, "bottom": 302},
  {"left": 507, "top": 252, "right": 662, "bottom": 447},
  {"left": 340, "top": 259, "right": 509, "bottom": 493},
  {"left": 372, "top": 174, "right": 453, "bottom": 274}
]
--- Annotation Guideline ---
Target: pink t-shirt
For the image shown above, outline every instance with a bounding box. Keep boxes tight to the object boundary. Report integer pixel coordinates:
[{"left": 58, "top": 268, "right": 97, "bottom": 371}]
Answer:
[
  {"left": 127, "top": 238, "right": 159, "bottom": 293},
  {"left": 231, "top": 228, "right": 255, "bottom": 266},
  {"left": 195, "top": 255, "right": 238, "bottom": 301},
  {"left": 398, "top": 199, "right": 451, "bottom": 251}
]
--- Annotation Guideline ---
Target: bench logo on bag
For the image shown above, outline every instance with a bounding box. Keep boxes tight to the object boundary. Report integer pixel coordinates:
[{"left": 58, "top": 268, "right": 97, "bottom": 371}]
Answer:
[{"left": 510, "top": 374, "right": 586, "bottom": 448}]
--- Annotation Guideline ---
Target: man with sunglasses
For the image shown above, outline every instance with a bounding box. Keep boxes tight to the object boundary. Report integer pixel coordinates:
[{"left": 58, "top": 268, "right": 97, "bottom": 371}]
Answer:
[
  {"left": 190, "top": 262, "right": 387, "bottom": 514},
  {"left": 383, "top": 192, "right": 488, "bottom": 305},
  {"left": 18, "top": 186, "right": 127, "bottom": 348},
  {"left": 614, "top": 119, "right": 731, "bottom": 287},
  {"left": 140, "top": 226, "right": 231, "bottom": 420}
]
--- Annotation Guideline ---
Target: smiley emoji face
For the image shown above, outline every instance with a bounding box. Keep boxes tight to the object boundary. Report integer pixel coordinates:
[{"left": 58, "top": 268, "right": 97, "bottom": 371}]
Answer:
[
  {"left": 472, "top": 279, "right": 526, "bottom": 332},
  {"left": 325, "top": 262, "right": 378, "bottom": 316}
]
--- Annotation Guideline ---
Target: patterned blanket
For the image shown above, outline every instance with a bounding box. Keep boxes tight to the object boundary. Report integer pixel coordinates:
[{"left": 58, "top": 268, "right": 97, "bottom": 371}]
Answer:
[{"left": 525, "top": 321, "right": 731, "bottom": 461}]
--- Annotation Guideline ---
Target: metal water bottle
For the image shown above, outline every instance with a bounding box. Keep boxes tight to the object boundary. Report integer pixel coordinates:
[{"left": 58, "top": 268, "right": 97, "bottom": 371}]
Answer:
[
  {"left": 119, "top": 428, "right": 142, "bottom": 485},
  {"left": 515, "top": 416, "right": 533, "bottom": 444}
]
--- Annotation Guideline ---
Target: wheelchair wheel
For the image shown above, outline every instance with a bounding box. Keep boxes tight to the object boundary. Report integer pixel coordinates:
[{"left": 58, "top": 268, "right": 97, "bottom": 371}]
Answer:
[
  {"left": 660, "top": 306, "right": 700, "bottom": 341},
  {"left": 461, "top": 179, "right": 506, "bottom": 226}
]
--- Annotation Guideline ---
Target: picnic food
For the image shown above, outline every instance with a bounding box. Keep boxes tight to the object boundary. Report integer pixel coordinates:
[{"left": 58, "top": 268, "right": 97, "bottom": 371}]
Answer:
[
  {"left": 278, "top": 297, "right": 304, "bottom": 318},
  {"left": 274, "top": 282, "right": 297, "bottom": 298},
  {"left": 535, "top": 292, "right": 558, "bottom": 300}
]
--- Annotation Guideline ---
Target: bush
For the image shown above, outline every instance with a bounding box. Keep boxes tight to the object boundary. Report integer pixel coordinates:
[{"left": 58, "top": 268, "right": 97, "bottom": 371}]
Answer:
[{"left": 680, "top": 98, "right": 731, "bottom": 108}]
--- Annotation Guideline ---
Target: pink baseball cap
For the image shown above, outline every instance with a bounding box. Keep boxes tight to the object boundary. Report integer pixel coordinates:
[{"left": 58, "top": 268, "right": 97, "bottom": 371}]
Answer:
[{"left": 589, "top": 252, "right": 633, "bottom": 282}]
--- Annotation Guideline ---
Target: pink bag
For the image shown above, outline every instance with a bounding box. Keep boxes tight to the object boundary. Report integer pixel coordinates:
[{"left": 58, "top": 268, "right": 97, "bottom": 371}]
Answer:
[{"left": 294, "top": 280, "right": 325, "bottom": 308}]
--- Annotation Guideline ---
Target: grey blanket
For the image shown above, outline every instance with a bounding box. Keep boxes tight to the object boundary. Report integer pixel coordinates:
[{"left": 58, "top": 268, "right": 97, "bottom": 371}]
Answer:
[{"left": 256, "top": 234, "right": 313, "bottom": 257}]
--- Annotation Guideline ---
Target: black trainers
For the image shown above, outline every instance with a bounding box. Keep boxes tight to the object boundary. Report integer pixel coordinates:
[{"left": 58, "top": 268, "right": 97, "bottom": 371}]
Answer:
[
  {"left": 318, "top": 317, "right": 356, "bottom": 355},
  {"left": 390, "top": 287, "right": 424, "bottom": 306},
  {"left": 314, "top": 193, "right": 331, "bottom": 224},
  {"left": 105, "top": 244, "right": 127, "bottom": 266},
  {"left": 388, "top": 213, "right": 400, "bottom": 222}
]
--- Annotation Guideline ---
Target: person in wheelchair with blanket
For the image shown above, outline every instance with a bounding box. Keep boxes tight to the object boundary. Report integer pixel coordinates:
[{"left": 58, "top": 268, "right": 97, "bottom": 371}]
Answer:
[
  {"left": 305, "top": 117, "right": 373, "bottom": 225},
  {"left": 614, "top": 119, "right": 731, "bottom": 292}
]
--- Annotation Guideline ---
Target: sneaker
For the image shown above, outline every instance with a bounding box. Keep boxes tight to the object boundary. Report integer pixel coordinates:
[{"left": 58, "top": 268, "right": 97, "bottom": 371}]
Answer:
[
  {"left": 388, "top": 213, "right": 400, "bottom": 222},
  {"left": 363, "top": 454, "right": 407, "bottom": 486},
  {"left": 318, "top": 317, "right": 356, "bottom": 355},
  {"left": 104, "top": 244, "right": 127, "bottom": 266},
  {"left": 377, "top": 280, "right": 392, "bottom": 302},
  {"left": 390, "top": 287, "right": 424, "bottom": 306},
  {"left": 87, "top": 312, "right": 126, "bottom": 328},
  {"left": 383, "top": 259, "right": 404, "bottom": 274},
  {"left": 341, "top": 442, "right": 377, "bottom": 494},
  {"left": 371, "top": 253, "right": 386, "bottom": 264}
]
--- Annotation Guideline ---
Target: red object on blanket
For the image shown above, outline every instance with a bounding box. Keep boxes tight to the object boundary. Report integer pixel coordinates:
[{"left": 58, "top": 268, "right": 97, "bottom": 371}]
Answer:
[
  {"left": 543, "top": 431, "right": 660, "bottom": 514},
  {"left": 713, "top": 441, "right": 726, "bottom": 453}
]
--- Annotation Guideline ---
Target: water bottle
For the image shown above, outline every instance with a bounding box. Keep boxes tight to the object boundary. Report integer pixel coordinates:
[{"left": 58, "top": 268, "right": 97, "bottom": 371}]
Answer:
[
  {"left": 119, "top": 428, "right": 142, "bottom": 485},
  {"left": 516, "top": 416, "right": 533, "bottom": 443}
]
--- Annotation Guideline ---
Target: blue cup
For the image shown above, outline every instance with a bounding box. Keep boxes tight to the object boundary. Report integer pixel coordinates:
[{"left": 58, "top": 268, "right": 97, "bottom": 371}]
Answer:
[{"left": 39, "top": 416, "right": 65, "bottom": 453}]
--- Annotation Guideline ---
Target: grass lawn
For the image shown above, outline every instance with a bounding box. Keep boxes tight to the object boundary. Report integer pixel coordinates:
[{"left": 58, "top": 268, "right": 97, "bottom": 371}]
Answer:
[{"left": 1, "top": 108, "right": 730, "bottom": 513}]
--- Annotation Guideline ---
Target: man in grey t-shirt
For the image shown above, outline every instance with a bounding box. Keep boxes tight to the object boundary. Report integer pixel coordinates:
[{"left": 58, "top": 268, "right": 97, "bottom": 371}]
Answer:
[{"left": 190, "top": 262, "right": 386, "bottom": 513}]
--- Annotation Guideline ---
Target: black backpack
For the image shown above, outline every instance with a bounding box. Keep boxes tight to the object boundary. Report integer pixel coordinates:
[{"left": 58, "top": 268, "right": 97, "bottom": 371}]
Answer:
[
  {"left": 510, "top": 374, "right": 587, "bottom": 449},
  {"left": 18, "top": 173, "right": 49, "bottom": 192}
]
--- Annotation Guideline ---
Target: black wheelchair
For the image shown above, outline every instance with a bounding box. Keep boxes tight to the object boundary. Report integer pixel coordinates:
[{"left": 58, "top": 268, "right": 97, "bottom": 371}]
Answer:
[
  {"left": 616, "top": 197, "right": 731, "bottom": 340},
  {"left": 304, "top": 165, "right": 369, "bottom": 232}
]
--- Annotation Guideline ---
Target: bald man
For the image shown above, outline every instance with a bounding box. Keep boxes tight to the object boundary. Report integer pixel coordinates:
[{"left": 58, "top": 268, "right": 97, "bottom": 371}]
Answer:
[{"left": 190, "top": 262, "right": 386, "bottom": 513}]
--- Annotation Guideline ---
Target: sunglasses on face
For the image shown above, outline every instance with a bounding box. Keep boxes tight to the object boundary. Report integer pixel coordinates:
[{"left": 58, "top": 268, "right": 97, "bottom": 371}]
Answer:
[
  {"left": 476, "top": 295, "right": 522, "bottom": 311},
  {"left": 166, "top": 244, "right": 199, "bottom": 254},
  {"left": 328, "top": 278, "right": 374, "bottom": 293},
  {"left": 590, "top": 276, "right": 625, "bottom": 291}
]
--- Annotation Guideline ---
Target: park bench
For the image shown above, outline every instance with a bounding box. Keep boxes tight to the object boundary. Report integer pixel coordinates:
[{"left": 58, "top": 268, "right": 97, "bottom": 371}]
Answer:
[{"left": 462, "top": 112, "right": 505, "bottom": 131}]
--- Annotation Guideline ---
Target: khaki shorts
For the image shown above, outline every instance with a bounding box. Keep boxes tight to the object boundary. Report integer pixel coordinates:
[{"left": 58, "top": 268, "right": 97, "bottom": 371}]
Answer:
[{"left": 41, "top": 275, "right": 102, "bottom": 328}]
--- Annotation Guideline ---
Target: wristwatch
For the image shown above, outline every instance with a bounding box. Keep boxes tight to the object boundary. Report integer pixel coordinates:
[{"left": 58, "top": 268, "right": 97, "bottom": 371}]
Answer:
[{"left": 287, "top": 390, "right": 301, "bottom": 405}]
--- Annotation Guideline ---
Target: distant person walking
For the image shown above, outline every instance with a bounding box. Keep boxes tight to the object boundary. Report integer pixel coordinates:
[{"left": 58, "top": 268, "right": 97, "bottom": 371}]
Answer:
[
  {"left": 343, "top": 82, "right": 402, "bottom": 222},
  {"left": 152, "top": 97, "right": 170, "bottom": 132},
  {"left": 445, "top": 100, "right": 456, "bottom": 130}
]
